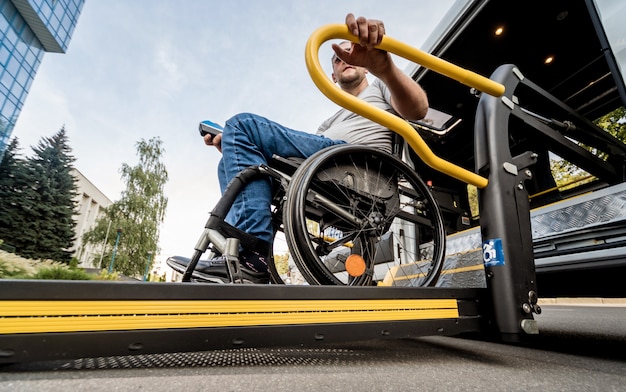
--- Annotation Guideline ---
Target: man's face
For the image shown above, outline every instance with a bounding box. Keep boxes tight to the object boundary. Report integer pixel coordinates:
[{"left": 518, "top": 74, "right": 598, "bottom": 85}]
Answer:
[{"left": 332, "top": 42, "right": 367, "bottom": 85}]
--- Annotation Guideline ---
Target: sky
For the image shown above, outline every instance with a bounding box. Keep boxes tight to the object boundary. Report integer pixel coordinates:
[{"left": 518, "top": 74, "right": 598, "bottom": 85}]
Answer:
[{"left": 11, "top": 0, "right": 457, "bottom": 268}]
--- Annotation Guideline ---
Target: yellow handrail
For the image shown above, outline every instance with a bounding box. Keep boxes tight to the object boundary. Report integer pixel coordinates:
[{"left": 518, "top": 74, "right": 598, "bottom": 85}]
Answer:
[{"left": 305, "top": 24, "right": 503, "bottom": 189}]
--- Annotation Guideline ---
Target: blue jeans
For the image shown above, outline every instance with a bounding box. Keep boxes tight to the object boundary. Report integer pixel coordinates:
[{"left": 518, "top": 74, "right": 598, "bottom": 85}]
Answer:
[{"left": 217, "top": 113, "right": 346, "bottom": 244}]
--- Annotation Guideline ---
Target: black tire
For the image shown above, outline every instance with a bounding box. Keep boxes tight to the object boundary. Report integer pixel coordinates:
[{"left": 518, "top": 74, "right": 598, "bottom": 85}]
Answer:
[
  {"left": 267, "top": 170, "right": 311, "bottom": 285},
  {"left": 283, "top": 144, "right": 446, "bottom": 287}
]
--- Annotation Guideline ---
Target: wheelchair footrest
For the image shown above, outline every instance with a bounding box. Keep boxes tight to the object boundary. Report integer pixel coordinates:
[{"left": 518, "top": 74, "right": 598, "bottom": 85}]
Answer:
[
  {"left": 205, "top": 216, "right": 271, "bottom": 256},
  {"left": 167, "top": 255, "right": 270, "bottom": 284}
]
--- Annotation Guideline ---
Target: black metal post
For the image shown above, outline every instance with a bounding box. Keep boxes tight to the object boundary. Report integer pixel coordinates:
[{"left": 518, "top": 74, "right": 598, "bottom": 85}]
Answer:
[{"left": 474, "top": 64, "right": 540, "bottom": 341}]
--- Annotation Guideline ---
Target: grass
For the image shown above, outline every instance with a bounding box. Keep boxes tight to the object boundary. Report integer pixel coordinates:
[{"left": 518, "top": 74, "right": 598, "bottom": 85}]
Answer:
[{"left": 0, "top": 250, "right": 118, "bottom": 280}]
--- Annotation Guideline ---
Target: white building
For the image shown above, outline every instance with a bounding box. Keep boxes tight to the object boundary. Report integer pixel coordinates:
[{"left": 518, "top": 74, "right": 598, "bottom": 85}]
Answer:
[{"left": 71, "top": 168, "right": 113, "bottom": 268}]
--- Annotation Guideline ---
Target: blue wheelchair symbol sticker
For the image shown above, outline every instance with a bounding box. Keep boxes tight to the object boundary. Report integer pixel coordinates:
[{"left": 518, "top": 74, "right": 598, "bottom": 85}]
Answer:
[{"left": 483, "top": 238, "right": 505, "bottom": 267}]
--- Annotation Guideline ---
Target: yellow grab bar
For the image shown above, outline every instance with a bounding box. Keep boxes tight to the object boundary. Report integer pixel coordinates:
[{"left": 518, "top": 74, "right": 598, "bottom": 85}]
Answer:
[{"left": 305, "top": 24, "right": 499, "bottom": 188}]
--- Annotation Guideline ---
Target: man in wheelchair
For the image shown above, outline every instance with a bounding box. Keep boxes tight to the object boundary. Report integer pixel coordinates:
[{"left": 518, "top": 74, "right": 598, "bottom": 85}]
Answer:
[{"left": 168, "top": 13, "right": 429, "bottom": 283}]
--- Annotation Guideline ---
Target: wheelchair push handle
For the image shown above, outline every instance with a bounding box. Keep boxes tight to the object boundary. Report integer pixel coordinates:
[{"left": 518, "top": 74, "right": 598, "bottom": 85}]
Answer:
[{"left": 305, "top": 24, "right": 492, "bottom": 189}]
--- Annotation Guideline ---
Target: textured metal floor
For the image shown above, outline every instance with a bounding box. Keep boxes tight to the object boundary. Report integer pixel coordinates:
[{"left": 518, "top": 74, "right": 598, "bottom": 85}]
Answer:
[
  {"left": 66, "top": 347, "right": 363, "bottom": 370},
  {"left": 3, "top": 340, "right": 427, "bottom": 371}
]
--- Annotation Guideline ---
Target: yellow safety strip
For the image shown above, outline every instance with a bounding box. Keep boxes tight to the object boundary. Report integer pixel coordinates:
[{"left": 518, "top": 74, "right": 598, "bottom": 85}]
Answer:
[
  {"left": 379, "top": 258, "right": 485, "bottom": 286},
  {"left": 441, "top": 264, "right": 485, "bottom": 275},
  {"left": 0, "top": 299, "right": 459, "bottom": 334}
]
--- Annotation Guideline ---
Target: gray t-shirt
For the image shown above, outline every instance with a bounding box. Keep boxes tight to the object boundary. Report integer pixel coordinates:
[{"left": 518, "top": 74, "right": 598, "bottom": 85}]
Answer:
[{"left": 317, "top": 78, "right": 396, "bottom": 153}]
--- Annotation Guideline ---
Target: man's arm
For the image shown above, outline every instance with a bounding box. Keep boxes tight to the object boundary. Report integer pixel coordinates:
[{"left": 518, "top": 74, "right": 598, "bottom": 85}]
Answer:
[
  {"left": 333, "top": 14, "right": 428, "bottom": 121},
  {"left": 376, "top": 59, "right": 429, "bottom": 122}
]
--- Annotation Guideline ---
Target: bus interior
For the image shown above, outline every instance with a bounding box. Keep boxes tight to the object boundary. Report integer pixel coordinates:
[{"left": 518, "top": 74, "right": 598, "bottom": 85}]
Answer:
[{"left": 407, "top": 0, "right": 626, "bottom": 297}]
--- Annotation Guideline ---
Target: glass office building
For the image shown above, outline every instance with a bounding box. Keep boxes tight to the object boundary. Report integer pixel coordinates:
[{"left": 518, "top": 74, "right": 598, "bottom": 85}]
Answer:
[{"left": 0, "top": 0, "right": 84, "bottom": 157}]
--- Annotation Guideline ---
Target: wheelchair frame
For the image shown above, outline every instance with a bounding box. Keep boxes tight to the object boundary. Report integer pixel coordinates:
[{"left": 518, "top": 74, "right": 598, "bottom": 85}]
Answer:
[{"left": 177, "top": 135, "right": 447, "bottom": 287}]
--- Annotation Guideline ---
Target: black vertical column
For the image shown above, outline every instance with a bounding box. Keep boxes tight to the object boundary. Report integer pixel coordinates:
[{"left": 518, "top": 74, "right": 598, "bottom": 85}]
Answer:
[{"left": 474, "top": 64, "right": 540, "bottom": 341}]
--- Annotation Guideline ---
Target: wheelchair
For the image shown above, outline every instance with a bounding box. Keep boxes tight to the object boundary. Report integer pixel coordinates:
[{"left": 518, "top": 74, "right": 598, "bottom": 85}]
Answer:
[{"left": 168, "top": 125, "right": 447, "bottom": 287}]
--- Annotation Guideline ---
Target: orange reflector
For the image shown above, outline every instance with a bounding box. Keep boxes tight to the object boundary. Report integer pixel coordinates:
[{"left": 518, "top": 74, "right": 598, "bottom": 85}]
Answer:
[{"left": 345, "top": 254, "right": 366, "bottom": 277}]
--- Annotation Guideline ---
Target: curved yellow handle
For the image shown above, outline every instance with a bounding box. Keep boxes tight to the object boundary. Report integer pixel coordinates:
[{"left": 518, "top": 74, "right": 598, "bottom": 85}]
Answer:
[{"left": 305, "top": 24, "right": 496, "bottom": 188}]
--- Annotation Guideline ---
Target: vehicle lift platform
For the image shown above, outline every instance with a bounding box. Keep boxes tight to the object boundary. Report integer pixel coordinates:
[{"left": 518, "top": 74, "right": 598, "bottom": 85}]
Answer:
[{"left": 0, "top": 25, "right": 573, "bottom": 364}]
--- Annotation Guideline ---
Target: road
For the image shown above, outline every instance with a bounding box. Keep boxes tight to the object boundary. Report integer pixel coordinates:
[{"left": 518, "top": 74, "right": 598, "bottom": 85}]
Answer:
[{"left": 0, "top": 304, "right": 625, "bottom": 391}]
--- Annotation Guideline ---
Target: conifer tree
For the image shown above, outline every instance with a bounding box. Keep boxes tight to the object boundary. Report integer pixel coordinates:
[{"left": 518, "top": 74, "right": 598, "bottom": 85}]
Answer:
[
  {"left": 34, "top": 128, "right": 78, "bottom": 261},
  {"left": 9, "top": 128, "right": 78, "bottom": 261},
  {"left": 0, "top": 137, "right": 35, "bottom": 253}
]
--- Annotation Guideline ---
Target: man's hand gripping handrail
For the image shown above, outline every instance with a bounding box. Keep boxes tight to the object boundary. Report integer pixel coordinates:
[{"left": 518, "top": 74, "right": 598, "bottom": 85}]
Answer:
[{"left": 305, "top": 24, "right": 505, "bottom": 188}]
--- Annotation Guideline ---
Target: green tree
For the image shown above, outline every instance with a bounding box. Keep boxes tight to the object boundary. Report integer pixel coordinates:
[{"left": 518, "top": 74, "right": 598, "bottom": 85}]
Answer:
[
  {"left": 83, "top": 137, "right": 168, "bottom": 277},
  {"left": 0, "top": 138, "right": 34, "bottom": 253},
  {"left": 596, "top": 106, "right": 626, "bottom": 141},
  {"left": 550, "top": 107, "right": 626, "bottom": 189},
  {"left": 0, "top": 129, "right": 78, "bottom": 261},
  {"left": 24, "top": 128, "right": 78, "bottom": 261},
  {"left": 273, "top": 252, "right": 289, "bottom": 275}
]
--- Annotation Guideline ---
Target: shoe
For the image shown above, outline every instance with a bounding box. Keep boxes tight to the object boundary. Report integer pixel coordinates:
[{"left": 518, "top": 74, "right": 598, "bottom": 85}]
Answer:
[{"left": 166, "top": 253, "right": 270, "bottom": 284}]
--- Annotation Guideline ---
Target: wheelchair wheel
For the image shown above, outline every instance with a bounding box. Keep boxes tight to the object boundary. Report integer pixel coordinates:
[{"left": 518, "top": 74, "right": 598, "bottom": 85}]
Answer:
[
  {"left": 267, "top": 171, "right": 311, "bottom": 285},
  {"left": 283, "top": 144, "right": 446, "bottom": 287}
]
